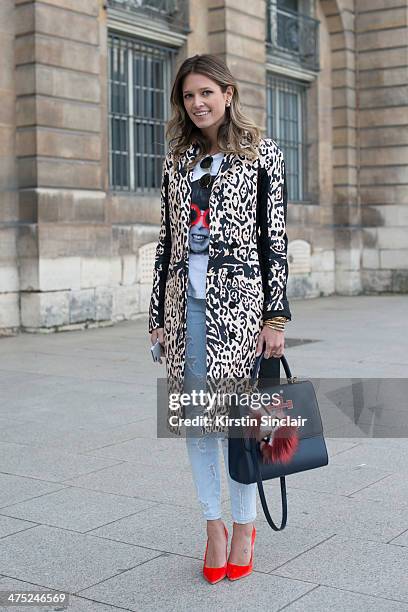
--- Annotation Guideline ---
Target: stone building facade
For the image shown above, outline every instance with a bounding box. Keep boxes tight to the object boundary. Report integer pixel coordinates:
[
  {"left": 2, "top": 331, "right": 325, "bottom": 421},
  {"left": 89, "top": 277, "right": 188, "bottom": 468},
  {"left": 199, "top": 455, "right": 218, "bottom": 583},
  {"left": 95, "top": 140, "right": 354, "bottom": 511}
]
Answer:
[{"left": 0, "top": 0, "right": 407, "bottom": 334}]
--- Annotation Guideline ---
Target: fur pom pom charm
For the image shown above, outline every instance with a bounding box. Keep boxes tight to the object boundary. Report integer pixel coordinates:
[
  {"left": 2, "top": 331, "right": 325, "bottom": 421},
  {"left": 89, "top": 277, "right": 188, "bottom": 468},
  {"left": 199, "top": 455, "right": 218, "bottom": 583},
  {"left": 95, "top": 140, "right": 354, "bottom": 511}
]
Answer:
[
  {"left": 260, "top": 426, "right": 299, "bottom": 464},
  {"left": 246, "top": 402, "right": 299, "bottom": 464}
]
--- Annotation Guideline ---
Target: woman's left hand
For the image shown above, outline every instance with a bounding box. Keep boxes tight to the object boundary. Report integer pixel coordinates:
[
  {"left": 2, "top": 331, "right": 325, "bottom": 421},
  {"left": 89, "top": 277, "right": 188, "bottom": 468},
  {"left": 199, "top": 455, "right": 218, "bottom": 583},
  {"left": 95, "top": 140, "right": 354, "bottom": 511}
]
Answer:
[{"left": 255, "top": 326, "right": 285, "bottom": 359}]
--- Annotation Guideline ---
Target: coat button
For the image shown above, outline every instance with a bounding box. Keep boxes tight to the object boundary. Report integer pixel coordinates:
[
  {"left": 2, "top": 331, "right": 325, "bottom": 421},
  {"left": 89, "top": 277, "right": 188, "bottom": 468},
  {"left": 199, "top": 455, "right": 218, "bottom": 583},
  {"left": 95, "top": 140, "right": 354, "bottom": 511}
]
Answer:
[{"left": 230, "top": 331, "right": 236, "bottom": 339}]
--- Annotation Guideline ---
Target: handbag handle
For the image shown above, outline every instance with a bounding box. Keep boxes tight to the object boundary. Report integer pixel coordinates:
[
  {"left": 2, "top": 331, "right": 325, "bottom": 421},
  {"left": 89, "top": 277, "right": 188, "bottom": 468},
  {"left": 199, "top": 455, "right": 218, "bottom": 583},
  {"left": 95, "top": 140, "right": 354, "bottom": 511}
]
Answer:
[
  {"left": 249, "top": 351, "right": 289, "bottom": 531},
  {"left": 251, "top": 352, "right": 293, "bottom": 385},
  {"left": 250, "top": 438, "right": 288, "bottom": 531}
]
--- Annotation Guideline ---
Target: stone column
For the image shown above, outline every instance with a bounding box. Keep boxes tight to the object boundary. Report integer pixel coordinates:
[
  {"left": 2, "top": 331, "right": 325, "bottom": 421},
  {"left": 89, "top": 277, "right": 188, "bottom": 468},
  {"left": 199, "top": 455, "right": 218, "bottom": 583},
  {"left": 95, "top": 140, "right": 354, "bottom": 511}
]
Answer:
[
  {"left": 356, "top": 0, "right": 408, "bottom": 293},
  {"left": 0, "top": 1, "right": 19, "bottom": 334},
  {"left": 207, "top": 0, "right": 267, "bottom": 131},
  {"left": 320, "top": 0, "right": 361, "bottom": 295},
  {"left": 15, "top": 0, "right": 112, "bottom": 331}
]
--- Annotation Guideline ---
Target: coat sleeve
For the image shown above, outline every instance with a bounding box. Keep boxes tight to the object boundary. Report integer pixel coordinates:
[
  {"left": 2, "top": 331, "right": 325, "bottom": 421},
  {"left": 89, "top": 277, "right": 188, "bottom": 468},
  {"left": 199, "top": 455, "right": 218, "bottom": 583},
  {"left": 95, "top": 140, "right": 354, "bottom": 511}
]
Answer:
[
  {"left": 257, "top": 144, "right": 292, "bottom": 321},
  {"left": 148, "top": 153, "right": 172, "bottom": 334}
]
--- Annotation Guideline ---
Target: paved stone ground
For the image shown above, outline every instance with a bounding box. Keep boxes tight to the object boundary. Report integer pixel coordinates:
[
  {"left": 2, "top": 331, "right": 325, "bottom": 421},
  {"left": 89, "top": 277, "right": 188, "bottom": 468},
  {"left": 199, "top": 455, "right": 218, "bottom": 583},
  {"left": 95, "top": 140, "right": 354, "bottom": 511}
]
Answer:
[{"left": 0, "top": 294, "right": 407, "bottom": 611}]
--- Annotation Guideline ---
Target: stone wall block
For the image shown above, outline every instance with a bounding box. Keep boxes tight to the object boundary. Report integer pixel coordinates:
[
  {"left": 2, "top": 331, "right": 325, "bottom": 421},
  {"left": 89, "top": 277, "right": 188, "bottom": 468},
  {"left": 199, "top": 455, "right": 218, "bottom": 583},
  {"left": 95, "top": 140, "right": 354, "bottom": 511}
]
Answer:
[
  {"left": 28, "top": 98, "right": 101, "bottom": 132},
  {"left": 0, "top": 293, "right": 20, "bottom": 329},
  {"left": 121, "top": 254, "right": 137, "bottom": 285},
  {"left": 311, "top": 250, "right": 336, "bottom": 272},
  {"left": 0, "top": 0, "right": 15, "bottom": 34},
  {"left": 358, "top": 48, "right": 408, "bottom": 71},
  {"left": 17, "top": 157, "right": 36, "bottom": 188},
  {"left": 360, "top": 186, "right": 408, "bottom": 206},
  {"left": 380, "top": 249, "right": 408, "bottom": 270},
  {"left": 0, "top": 227, "right": 17, "bottom": 259},
  {"left": 29, "top": 130, "right": 101, "bottom": 161},
  {"left": 95, "top": 286, "right": 113, "bottom": 320},
  {"left": 16, "top": 96, "right": 36, "bottom": 127},
  {"left": 218, "top": 9, "right": 265, "bottom": 39},
  {"left": 335, "top": 269, "right": 362, "bottom": 294},
  {"left": 225, "top": 32, "right": 265, "bottom": 63},
  {"left": 356, "top": 8, "right": 407, "bottom": 33},
  {"left": 113, "top": 285, "right": 139, "bottom": 321},
  {"left": 36, "top": 65, "right": 100, "bottom": 103},
  {"left": 112, "top": 225, "right": 134, "bottom": 255},
  {"left": 286, "top": 274, "right": 318, "bottom": 299},
  {"left": 362, "top": 248, "right": 380, "bottom": 269},
  {"left": 139, "top": 282, "right": 152, "bottom": 313},
  {"left": 69, "top": 288, "right": 96, "bottom": 323},
  {"left": 36, "top": 128, "right": 101, "bottom": 161},
  {"left": 360, "top": 146, "right": 408, "bottom": 167},
  {"left": 0, "top": 263, "right": 19, "bottom": 292},
  {"left": 35, "top": 3, "right": 99, "bottom": 45},
  {"left": 335, "top": 248, "right": 361, "bottom": 270},
  {"left": 39, "top": 256, "right": 81, "bottom": 291},
  {"left": 392, "top": 271, "right": 408, "bottom": 292},
  {"left": 0, "top": 192, "right": 18, "bottom": 224},
  {"left": 360, "top": 166, "right": 408, "bottom": 186},
  {"left": 15, "top": 64, "right": 36, "bottom": 96},
  {"left": 376, "top": 227, "right": 408, "bottom": 249},
  {"left": 358, "top": 66, "right": 407, "bottom": 88},
  {"left": 362, "top": 228, "right": 378, "bottom": 248},
  {"left": 29, "top": 0, "right": 99, "bottom": 16},
  {"left": 361, "top": 269, "right": 392, "bottom": 292},
  {"left": 311, "top": 271, "right": 336, "bottom": 296},
  {"left": 21, "top": 290, "right": 70, "bottom": 328},
  {"left": 359, "top": 126, "right": 408, "bottom": 147},
  {"left": 19, "top": 258, "right": 39, "bottom": 291},
  {"left": 80, "top": 256, "right": 121, "bottom": 289},
  {"left": 30, "top": 34, "right": 100, "bottom": 73},
  {"left": 36, "top": 159, "right": 102, "bottom": 190},
  {"left": 15, "top": 3, "right": 35, "bottom": 36}
]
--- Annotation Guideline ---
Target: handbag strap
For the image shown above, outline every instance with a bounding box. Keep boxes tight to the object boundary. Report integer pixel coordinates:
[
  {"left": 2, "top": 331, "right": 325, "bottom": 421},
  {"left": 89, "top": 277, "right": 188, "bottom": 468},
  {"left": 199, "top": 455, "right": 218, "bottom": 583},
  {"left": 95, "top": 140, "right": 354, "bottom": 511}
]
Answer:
[
  {"left": 249, "top": 437, "right": 288, "bottom": 531},
  {"left": 249, "top": 351, "right": 289, "bottom": 530},
  {"left": 251, "top": 353, "right": 292, "bottom": 385}
]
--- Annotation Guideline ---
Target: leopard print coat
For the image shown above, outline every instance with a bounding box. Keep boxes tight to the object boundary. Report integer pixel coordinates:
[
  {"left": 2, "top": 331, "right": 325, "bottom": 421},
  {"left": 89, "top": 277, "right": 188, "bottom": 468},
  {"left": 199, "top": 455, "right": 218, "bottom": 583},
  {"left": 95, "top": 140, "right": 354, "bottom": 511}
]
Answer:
[{"left": 149, "top": 137, "right": 291, "bottom": 436}]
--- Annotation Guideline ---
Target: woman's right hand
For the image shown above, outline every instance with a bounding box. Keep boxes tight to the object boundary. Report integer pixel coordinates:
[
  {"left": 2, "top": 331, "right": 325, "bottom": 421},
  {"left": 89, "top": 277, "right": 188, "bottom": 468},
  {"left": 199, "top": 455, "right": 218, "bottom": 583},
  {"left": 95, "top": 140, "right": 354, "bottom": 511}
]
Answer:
[{"left": 151, "top": 328, "right": 165, "bottom": 363}]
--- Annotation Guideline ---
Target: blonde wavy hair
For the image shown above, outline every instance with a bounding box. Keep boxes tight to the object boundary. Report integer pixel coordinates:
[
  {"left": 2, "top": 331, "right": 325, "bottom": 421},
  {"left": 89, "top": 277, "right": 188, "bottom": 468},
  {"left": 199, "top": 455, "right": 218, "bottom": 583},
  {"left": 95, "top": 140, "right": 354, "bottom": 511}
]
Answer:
[{"left": 166, "top": 54, "right": 262, "bottom": 169}]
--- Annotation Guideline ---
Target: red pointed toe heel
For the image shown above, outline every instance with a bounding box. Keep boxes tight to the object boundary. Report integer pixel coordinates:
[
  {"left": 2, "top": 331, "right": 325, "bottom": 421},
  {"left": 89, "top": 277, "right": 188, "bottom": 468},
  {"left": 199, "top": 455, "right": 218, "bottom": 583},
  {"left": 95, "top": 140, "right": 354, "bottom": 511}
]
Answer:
[
  {"left": 226, "top": 526, "right": 256, "bottom": 581},
  {"left": 203, "top": 523, "right": 228, "bottom": 584}
]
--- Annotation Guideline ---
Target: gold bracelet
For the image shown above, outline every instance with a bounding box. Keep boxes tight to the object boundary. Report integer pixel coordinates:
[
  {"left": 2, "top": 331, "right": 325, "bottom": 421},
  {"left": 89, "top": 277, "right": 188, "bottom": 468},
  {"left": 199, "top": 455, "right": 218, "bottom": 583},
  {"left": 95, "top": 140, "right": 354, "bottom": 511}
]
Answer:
[
  {"left": 264, "top": 316, "right": 289, "bottom": 323},
  {"left": 264, "top": 317, "right": 288, "bottom": 329},
  {"left": 264, "top": 321, "right": 285, "bottom": 332}
]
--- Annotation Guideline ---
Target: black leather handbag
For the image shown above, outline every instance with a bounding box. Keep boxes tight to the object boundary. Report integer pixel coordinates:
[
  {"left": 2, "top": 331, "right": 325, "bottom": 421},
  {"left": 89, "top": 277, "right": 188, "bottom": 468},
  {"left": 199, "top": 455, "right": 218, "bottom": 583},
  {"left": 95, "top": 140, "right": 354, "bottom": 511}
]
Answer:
[{"left": 228, "top": 353, "right": 329, "bottom": 531}]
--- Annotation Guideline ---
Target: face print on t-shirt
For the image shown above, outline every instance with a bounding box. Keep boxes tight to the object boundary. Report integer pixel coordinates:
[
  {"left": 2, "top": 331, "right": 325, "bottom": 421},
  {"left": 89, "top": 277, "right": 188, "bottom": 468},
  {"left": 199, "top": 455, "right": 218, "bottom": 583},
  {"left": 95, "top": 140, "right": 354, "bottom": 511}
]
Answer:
[{"left": 189, "top": 180, "right": 211, "bottom": 254}]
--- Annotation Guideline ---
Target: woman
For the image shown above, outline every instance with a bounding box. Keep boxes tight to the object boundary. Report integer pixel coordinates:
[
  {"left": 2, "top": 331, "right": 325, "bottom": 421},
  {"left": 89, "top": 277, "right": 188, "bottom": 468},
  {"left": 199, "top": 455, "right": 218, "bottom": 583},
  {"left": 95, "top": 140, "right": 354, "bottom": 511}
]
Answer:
[{"left": 149, "top": 54, "right": 291, "bottom": 583}]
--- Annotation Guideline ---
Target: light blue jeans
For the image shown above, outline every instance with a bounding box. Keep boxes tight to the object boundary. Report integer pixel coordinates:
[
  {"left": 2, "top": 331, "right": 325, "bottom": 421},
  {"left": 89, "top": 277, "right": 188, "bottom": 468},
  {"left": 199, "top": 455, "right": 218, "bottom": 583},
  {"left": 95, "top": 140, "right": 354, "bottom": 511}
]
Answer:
[{"left": 184, "top": 294, "right": 257, "bottom": 524}]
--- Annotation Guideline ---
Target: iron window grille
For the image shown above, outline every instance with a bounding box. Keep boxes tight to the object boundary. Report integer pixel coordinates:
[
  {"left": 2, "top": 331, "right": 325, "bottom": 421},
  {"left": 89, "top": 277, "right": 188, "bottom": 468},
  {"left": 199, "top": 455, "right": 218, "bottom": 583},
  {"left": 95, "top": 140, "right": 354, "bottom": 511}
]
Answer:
[
  {"left": 106, "top": 0, "right": 189, "bottom": 34},
  {"left": 266, "top": 0, "right": 319, "bottom": 72},
  {"left": 108, "top": 33, "right": 177, "bottom": 192},
  {"left": 266, "top": 73, "right": 308, "bottom": 202}
]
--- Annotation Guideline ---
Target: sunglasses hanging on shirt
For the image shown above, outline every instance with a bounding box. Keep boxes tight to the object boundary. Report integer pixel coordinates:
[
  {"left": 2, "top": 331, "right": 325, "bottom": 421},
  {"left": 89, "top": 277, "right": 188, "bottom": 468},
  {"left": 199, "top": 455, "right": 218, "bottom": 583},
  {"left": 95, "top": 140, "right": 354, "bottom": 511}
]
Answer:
[{"left": 199, "top": 155, "right": 214, "bottom": 189}]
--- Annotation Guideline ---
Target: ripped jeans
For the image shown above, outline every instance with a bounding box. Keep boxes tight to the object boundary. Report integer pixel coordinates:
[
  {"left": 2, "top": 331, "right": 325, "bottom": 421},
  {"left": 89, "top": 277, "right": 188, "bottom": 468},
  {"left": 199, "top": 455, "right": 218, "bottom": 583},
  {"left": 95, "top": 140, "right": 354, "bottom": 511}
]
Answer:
[{"left": 184, "top": 294, "right": 257, "bottom": 524}]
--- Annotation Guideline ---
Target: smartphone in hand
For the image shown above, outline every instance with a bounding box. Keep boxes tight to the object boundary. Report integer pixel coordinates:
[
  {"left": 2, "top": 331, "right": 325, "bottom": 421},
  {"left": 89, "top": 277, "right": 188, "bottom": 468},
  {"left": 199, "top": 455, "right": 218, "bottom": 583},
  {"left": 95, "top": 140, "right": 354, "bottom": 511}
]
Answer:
[{"left": 151, "top": 339, "right": 164, "bottom": 363}]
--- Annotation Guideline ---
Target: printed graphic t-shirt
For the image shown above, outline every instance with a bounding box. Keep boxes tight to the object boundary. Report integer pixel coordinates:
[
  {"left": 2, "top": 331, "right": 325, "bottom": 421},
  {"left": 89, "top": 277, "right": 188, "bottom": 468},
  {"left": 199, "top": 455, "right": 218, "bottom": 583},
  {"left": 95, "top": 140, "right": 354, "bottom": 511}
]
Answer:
[{"left": 188, "top": 152, "right": 224, "bottom": 299}]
